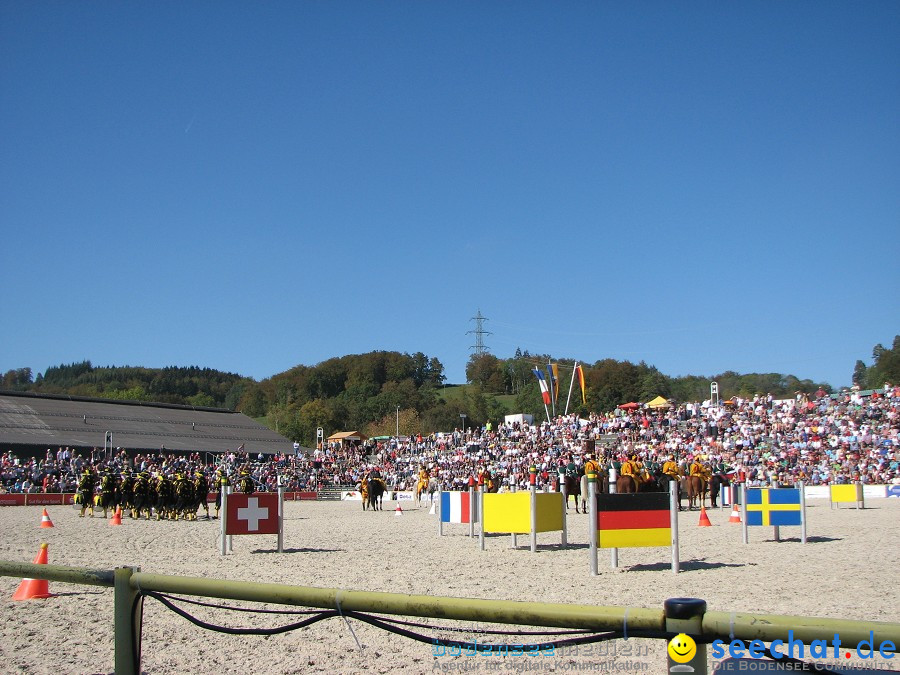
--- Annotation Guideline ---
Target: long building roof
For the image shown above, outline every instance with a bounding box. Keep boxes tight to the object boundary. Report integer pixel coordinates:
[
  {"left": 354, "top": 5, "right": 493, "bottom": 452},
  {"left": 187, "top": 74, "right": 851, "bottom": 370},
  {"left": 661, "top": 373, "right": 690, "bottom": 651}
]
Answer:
[{"left": 0, "top": 391, "right": 292, "bottom": 455}]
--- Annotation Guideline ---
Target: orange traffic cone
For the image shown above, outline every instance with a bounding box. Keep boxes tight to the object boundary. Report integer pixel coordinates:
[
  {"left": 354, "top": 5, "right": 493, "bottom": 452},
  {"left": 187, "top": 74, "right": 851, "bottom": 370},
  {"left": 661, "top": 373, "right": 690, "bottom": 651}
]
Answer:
[
  {"left": 698, "top": 506, "right": 712, "bottom": 527},
  {"left": 39, "top": 509, "right": 54, "bottom": 528},
  {"left": 729, "top": 504, "right": 741, "bottom": 523},
  {"left": 395, "top": 504, "right": 403, "bottom": 516},
  {"left": 109, "top": 507, "right": 122, "bottom": 526},
  {"left": 12, "top": 544, "right": 55, "bottom": 600}
]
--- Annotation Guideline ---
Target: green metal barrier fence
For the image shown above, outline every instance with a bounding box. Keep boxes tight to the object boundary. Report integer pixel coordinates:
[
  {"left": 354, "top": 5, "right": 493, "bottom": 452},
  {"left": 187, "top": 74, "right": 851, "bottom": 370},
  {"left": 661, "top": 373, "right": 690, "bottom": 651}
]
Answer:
[{"left": 1, "top": 559, "right": 898, "bottom": 675}]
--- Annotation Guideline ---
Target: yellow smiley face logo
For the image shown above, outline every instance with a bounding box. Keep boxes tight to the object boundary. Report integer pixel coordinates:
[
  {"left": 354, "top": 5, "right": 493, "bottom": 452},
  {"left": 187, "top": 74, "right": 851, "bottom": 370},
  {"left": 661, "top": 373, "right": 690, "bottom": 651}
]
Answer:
[{"left": 668, "top": 633, "right": 697, "bottom": 663}]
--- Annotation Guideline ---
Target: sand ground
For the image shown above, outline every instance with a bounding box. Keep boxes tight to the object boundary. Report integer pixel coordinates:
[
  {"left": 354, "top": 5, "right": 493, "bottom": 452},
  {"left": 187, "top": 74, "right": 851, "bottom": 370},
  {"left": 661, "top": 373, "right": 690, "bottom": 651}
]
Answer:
[{"left": 1, "top": 497, "right": 898, "bottom": 674}]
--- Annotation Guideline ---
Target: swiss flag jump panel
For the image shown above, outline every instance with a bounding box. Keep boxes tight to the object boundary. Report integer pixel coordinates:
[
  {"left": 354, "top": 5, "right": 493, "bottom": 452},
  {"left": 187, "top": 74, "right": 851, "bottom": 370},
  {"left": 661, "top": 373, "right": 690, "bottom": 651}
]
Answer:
[{"left": 225, "top": 494, "right": 280, "bottom": 535}]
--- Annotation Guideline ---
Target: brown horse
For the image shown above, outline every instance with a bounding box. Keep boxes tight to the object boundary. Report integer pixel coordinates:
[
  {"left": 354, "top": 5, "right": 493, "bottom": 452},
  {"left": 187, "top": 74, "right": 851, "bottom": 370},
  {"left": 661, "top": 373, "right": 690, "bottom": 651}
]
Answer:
[
  {"left": 615, "top": 474, "right": 640, "bottom": 493},
  {"left": 681, "top": 476, "right": 707, "bottom": 510},
  {"left": 367, "top": 478, "right": 386, "bottom": 511},
  {"left": 563, "top": 474, "right": 584, "bottom": 513}
]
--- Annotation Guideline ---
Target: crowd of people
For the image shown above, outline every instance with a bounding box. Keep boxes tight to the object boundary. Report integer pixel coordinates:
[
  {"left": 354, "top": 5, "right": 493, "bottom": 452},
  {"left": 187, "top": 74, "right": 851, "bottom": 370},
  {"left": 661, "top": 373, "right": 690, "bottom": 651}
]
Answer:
[{"left": 1, "top": 384, "right": 897, "bottom": 499}]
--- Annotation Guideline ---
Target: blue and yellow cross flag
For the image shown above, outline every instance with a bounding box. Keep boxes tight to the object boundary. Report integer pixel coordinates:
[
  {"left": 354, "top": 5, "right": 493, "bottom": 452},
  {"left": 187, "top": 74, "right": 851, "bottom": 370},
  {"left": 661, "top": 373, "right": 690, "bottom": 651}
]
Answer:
[{"left": 746, "top": 488, "right": 802, "bottom": 526}]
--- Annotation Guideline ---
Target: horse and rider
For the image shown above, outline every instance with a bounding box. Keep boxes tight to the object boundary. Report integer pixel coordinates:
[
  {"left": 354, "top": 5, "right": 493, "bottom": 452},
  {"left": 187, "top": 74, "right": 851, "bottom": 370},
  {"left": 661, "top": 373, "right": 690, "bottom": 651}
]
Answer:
[
  {"left": 361, "top": 468, "right": 386, "bottom": 511},
  {"left": 414, "top": 465, "right": 437, "bottom": 506}
]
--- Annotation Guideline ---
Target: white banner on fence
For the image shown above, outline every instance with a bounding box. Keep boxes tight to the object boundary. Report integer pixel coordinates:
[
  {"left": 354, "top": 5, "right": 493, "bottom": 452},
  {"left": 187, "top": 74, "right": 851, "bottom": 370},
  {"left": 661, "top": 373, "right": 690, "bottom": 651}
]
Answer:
[
  {"left": 863, "top": 485, "right": 887, "bottom": 499},
  {"left": 341, "top": 491, "right": 363, "bottom": 501}
]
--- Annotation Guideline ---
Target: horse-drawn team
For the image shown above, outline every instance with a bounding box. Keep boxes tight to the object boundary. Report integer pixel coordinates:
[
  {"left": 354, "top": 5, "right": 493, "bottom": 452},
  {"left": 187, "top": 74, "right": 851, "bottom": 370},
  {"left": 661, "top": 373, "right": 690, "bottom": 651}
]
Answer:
[{"left": 74, "top": 465, "right": 257, "bottom": 521}]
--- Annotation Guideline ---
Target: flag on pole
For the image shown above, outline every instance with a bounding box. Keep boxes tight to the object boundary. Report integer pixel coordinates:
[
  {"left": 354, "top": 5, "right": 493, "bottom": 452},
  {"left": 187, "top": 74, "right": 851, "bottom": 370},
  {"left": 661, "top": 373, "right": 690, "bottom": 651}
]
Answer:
[
  {"left": 550, "top": 364, "right": 560, "bottom": 402},
  {"left": 575, "top": 365, "right": 586, "bottom": 404},
  {"left": 533, "top": 369, "right": 551, "bottom": 405}
]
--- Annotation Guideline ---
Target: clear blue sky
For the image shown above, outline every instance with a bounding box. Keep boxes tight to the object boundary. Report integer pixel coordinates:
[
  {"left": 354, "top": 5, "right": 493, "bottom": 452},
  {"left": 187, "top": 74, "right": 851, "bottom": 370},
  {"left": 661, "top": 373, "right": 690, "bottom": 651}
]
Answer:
[{"left": 2, "top": 2, "right": 898, "bottom": 389}]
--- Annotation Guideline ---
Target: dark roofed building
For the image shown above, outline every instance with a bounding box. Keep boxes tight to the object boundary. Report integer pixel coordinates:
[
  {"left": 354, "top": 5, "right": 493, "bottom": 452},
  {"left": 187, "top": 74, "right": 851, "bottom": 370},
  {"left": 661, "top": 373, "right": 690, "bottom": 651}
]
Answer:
[{"left": 0, "top": 390, "right": 292, "bottom": 456}]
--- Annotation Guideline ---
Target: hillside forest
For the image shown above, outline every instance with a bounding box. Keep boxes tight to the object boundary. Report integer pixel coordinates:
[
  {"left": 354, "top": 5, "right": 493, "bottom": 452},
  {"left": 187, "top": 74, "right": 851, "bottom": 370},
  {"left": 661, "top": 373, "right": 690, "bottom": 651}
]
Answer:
[{"left": 3, "top": 335, "right": 898, "bottom": 446}]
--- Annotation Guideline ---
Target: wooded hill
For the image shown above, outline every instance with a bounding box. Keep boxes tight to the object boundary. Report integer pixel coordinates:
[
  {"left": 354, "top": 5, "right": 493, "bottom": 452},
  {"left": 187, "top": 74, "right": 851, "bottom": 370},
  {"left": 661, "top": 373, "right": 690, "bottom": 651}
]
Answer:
[{"left": 4, "top": 335, "right": 897, "bottom": 445}]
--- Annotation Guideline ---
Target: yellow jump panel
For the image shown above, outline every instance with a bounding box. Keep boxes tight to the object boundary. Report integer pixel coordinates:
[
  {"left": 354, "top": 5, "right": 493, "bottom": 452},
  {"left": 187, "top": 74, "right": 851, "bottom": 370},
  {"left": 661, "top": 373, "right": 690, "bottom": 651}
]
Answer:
[
  {"left": 483, "top": 492, "right": 532, "bottom": 534},
  {"left": 534, "top": 492, "right": 564, "bottom": 532},
  {"left": 830, "top": 484, "right": 863, "bottom": 503}
]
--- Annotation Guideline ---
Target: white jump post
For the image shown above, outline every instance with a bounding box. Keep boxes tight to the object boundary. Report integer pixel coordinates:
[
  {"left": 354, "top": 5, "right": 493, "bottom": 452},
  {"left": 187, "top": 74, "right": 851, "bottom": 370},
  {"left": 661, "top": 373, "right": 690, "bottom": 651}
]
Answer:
[
  {"left": 468, "top": 479, "right": 476, "bottom": 538},
  {"left": 530, "top": 468, "right": 538, "bottom": 553},
  {"left": 741, "top": 483, "right": 749, "bottom": 545},
  {"left": 609, "top": 467, "right": 618, "bottom": 569},
  {"left": 277, "top": 478, "right": 284, "bottom": 554},
  {"left": 437, "top": 488, "right": 443, "bottom": 536},
  {"left": 800, "top": 481, "right": 807, "bottom": 545},
  {"left": 588, "top": 473, "right": 598, "bottom": 576},
  {"left": 220, "top": 485, "right": 227, "bottom": 556},
  {"left": 227, "top": 485, "right": 233, "bottom": 552},
  {"left": 478, "top": 475, "right": 486, "bottom": 551},
  {"left": 670, "top": 480, "right": 680, "bottom": 574}
]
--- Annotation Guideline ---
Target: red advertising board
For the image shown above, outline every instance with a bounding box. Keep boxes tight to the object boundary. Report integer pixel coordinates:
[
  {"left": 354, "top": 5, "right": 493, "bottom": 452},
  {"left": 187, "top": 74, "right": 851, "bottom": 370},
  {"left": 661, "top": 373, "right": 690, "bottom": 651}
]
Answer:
[
  {"left": 0, "top": 494, "right": 75, "bottom": 506},
  {"left": 224, "top": 493, "right": 280, "bottom": 535}
]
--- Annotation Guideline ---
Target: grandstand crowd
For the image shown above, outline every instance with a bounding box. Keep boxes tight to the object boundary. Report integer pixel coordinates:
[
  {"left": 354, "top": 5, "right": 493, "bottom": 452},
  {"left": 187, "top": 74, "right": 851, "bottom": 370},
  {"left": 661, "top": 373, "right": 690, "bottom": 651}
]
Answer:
[{"left": 1, "top": 385, "right": 898, "bottom": 499}]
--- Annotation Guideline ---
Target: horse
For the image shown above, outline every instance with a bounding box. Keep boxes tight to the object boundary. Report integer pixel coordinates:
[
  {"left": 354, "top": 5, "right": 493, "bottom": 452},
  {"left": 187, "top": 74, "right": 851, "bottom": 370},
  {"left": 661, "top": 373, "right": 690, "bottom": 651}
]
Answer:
[
  {"left": 709, "top": 473, "right": 730, "bottom": 508},
  {"left": 681, "top": 476, "right": 707, "bottom": 510},
  {"left": 563, "top": 474, "right": 584, "bottom": 513},
  {"left": 423, "top": 477, "right": 439, "bottom": 506},
  {"left": 617, "top": 471, "right": 666, "bottom": 495},
  {"left": 414, "top": 475, "right": 431, "bottom": 507},
  {"left": 661, "top": 474, "right": 682, "bottom": 509},
  {"left": 367, "top": 478, "right": 386, "bottom": 511},
  {"left": 615, "top": 474, "right": 641, "bottom": 494}
]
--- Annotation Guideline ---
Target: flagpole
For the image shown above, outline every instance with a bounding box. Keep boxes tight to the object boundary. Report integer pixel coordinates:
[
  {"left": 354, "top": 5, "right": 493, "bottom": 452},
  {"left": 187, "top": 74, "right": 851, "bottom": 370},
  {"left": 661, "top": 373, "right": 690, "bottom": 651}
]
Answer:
[
  {"left": 564, "top": 361, "right": 577, "bottom": 416},
  {"left": 547, "top": 361, "right": 556, "bottom": 418},
  {"left": 533, "top": 368, "right": 552, "bottom": 423}
]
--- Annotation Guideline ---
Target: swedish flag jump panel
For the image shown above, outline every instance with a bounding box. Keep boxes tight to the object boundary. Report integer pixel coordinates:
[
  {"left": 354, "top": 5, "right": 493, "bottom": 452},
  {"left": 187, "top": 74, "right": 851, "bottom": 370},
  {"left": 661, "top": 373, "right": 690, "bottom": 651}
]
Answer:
[{"left": 745, "top": 488, "right": 802, "bottom": 527}]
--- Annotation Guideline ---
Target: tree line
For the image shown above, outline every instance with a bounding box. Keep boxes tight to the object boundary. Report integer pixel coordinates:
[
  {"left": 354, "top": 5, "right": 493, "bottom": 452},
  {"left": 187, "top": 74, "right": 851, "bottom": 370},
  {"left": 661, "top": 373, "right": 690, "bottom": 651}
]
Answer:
[{"left": 3, "top": 335, "right": 897, "bottom": 446}]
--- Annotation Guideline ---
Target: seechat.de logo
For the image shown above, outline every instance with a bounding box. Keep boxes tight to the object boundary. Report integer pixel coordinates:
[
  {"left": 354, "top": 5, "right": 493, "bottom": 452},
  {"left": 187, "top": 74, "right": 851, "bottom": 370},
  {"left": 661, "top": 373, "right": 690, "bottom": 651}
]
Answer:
[{"left": 668, "top": 633, "right": 698, "bottom": 672}]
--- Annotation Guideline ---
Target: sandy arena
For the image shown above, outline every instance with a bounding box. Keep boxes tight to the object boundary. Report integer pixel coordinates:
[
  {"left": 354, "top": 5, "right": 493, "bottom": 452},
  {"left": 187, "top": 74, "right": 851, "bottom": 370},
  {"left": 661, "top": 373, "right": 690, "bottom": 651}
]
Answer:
[{"left": 1, "top": 497, "right": 898, "bottom": 674}]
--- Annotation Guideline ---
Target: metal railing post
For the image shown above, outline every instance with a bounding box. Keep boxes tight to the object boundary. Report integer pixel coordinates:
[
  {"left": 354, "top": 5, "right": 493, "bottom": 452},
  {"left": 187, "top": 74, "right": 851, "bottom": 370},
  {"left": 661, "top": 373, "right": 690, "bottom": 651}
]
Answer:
[{"left": 114, "top": 566, "right": 142, "bottom": 675}]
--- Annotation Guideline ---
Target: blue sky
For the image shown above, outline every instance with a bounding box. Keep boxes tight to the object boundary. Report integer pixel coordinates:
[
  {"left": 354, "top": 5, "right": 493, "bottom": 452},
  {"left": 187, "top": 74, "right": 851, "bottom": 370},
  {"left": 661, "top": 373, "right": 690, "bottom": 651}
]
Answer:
[{"left": 2, "top": 2, "right": 898, "bottom": 389}]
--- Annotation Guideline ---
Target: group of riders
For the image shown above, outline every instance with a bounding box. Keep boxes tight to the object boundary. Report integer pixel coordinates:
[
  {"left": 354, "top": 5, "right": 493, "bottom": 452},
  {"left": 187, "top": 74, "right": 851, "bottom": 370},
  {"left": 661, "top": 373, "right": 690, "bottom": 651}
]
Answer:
[
  {"left": 73, "top": 465, "right": 258, "bottom": 521},
  {"left": 407, "top": 450, "right": 733, "bottom": 512},
  {"left": 563, "top": 451, "right": 732, "bottom": 510}
]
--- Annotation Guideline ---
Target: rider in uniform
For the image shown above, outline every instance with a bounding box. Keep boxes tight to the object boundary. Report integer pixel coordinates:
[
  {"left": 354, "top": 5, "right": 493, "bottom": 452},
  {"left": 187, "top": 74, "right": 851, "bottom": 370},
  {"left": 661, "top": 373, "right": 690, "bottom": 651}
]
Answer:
[
  {"left": 662, "top": 454, "right": 683, "bottom": 509},
  {"left": 689, "top": 457, "right": 710, "bottom": 480},
  {"left": 662, "top": 455, "right": 682, "bottom": 480},
  {"left": 238, "top": 468, "right": 255, "bottom": 494},
  {"left": 119, "top": 470, "right": 135, "bottom": 518},
  {"left": 132, "top": 471, "right": 150, "bottom": 519},
  {"left": 76, "top": 467, "right": 96, "bottom": 518},
  {"left": 620, "top": 454, "right": 643, "bottom": 489},
  {"left": 583, "top": 453, "right": 602, "bottom": 478},
  {"left": 98, "top": 467, "right": 116, "bottom": 518},
  {"left": 193, "top": 469, "right": 210, "bottom": 519}
]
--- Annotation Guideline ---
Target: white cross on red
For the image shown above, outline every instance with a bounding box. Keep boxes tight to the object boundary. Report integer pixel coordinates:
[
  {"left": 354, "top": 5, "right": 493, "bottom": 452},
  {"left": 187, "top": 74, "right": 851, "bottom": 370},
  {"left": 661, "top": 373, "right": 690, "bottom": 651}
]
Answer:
[{"left": 236, "top": 497, "right": 269, "bottom": 532}]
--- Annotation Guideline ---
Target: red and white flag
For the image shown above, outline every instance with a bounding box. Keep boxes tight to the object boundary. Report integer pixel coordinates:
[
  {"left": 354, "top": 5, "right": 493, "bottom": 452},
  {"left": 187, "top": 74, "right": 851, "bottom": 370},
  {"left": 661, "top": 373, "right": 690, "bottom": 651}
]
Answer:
[{"left": 225, "top": 493, "right": 280, "bottom": 535}]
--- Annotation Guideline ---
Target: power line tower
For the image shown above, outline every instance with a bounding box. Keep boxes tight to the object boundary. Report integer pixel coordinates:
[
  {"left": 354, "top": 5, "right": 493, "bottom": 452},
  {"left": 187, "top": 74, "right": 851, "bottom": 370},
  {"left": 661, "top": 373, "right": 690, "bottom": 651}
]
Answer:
[{"left": 467, "top": 309, "right": 492, "bottom": 357}]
